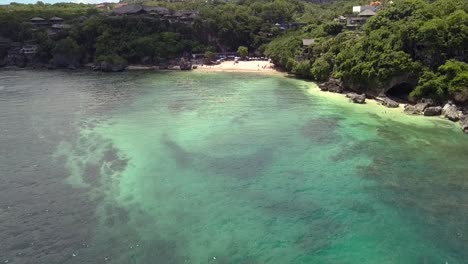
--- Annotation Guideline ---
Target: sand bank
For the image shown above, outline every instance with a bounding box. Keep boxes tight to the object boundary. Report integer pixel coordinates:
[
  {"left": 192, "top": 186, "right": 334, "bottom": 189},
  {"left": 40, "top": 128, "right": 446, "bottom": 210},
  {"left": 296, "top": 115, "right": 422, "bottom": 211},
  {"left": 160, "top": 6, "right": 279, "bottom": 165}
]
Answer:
[
  {"left": 305, "top": 82, "right": 460, "bottom": 130},
  {"left": 194, "top": 60, "right": 282, "bottom": 75}
]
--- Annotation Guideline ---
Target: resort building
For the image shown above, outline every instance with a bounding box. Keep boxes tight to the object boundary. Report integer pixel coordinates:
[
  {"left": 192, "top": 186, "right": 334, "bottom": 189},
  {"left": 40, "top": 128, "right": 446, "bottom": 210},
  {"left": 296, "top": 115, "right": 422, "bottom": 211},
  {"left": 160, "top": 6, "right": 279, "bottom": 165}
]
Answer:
[
  {"left": 20, "top": 45, "right": 38, "bottom": 55},
  {"left": 302, "top": 39, "right": 315, "bottom": 46},
  {"left": 49, "top": 17, "right": 64, "bottom": 24},
  {"left": 347, "top": 4, "right": 379, "bottom": 30},
  {"left": 30, "top": 17, "right": 48, "bottom": 27},
  {"left": 111, "top": 4, "right": 197, "bottom": 23},
  {"left": 274, "top": 22, "right": 307, "bottom": 31}
]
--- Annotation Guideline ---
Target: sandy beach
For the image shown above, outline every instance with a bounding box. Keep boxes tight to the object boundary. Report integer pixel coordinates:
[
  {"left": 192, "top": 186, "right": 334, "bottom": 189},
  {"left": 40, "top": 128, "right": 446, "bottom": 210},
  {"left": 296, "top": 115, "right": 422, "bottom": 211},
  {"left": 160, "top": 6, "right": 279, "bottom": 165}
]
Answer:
[{"left": 194, "top": 60, "right": 281, "bottom": 75}]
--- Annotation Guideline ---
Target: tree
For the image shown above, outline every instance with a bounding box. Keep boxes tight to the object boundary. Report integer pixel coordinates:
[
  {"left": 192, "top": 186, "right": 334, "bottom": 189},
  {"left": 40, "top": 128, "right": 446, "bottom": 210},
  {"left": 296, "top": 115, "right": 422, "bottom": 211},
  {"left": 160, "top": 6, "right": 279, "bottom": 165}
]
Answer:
[
  {"left": 204, "top": 51, "right": 215, "bottom": 64},
  {"left": 237, "top": 46, "right": 248, "bottom": 59}
]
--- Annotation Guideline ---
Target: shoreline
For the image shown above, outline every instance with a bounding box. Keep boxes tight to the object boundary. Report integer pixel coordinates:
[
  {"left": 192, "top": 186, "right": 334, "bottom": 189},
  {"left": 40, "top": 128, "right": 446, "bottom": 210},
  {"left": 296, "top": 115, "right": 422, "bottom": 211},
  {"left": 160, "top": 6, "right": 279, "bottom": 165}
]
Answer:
[
  {"left": 193, "top": 60, "right": 284, "bottom": 76},
  {"left": 1, "top": 63, "right": 465, "bottom": 133},
  {"left": 304, "top": 82, "right": 467, "bottom": 133}
]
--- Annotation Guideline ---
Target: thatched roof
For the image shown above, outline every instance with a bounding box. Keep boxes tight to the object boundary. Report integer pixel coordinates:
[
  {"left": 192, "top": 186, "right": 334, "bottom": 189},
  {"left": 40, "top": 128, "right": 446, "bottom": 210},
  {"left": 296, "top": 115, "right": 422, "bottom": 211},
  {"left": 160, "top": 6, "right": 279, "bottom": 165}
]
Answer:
[
  {"left": 50, "top": 16, "right": 64, "bottom": 21},
  {"left": 30, "top": 17, "right": 45, "bottom": 21},
  {"left": 359, "top": 9, "right": 377, "bottom": 17},
  {"left": 112, "top": 4, "right": 143, "bottom": 15},
  {"left": 143, "top": 6, "right": 169, "bottom": 14}
]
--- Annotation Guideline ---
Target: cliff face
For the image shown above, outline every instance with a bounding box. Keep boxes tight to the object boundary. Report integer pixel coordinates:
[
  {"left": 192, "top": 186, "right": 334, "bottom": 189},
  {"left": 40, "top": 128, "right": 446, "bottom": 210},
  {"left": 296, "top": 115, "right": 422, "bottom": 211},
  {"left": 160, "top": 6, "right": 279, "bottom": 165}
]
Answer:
[{"left": 341, "top": 73, "right": 419, "bottom": 99}]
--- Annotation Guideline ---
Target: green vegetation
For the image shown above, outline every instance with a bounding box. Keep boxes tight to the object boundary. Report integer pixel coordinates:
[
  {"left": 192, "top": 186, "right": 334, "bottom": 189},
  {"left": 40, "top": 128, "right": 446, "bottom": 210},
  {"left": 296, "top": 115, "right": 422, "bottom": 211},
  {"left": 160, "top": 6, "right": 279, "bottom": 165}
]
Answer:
[
  {"left": 265, "top": 0, "right": 468, "bottom": 103},
  {"left": 0, "top": 0, "right": 466, "bottom": 102},
  {"left": 204, "top": 51, "right": 216, "bottom": 64},
  {"left": 237, "top": 46, "right": 248, "bottom": 59}
]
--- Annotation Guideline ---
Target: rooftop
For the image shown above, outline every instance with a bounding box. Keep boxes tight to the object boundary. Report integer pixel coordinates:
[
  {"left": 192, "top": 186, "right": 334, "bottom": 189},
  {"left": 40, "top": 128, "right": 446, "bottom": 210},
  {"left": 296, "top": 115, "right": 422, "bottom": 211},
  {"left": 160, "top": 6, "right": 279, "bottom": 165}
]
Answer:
[
  {"left": 112, "top": 4, "right": 143, "bottom": 15},
  {"left": 143, "top": 6, "right": 169, "bottom": 14},
  {"left": 50, "top": 17, "right": 64, "bottom": 21},
  {"left": 359, "top": 9, "right": 377, "bottom": 17},
  {"left": 302, "top": 39, "right": 315, "bottom": 46}
]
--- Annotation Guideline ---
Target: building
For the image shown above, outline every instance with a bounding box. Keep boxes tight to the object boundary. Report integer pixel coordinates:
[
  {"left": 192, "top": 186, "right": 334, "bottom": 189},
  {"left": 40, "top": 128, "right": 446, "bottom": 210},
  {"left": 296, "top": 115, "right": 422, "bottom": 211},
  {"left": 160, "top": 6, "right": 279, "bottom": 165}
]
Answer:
[
  {"left": 359, "top": 9, "right": 377, "bottom": 17},
  {"left": 275, "top": 22, "right": 307, "bottom": 31},
  {"left": 30, "top": 17, "right": 48, "bottom": 27},
  {"left": 334, "top": 15, "right": 347, "bottom": 23},
  {"left": 347, "top": 4, "right": 378, "bottom": 30},
  {"left": 346, "top": 17, "right": 368, "bottom": 29},
  {"left": 112, "top": 4, "right": 174, "bottom": 18},
  {"left": 352, "top": 5, "right": 378, "bottom": 14},
  {"left": 302, "top": 39, "right": 315, "bottom": 46},
  {"left": 49, "top": 17, "right": 64, "bottom": 24},
  {"left": 172, "top": 10, "right": 199, "bottom": 23},
  {"left": 21, "top": 45, "right": 38, "bottom": 55},
  {"left": 95, "top": 2, "right": 113, "bottom": 11},
  {"left": 143, "top": 6, "right": 170, "bottom": 16},
  {"left": 112, "top": 4, "right": 144, "bottom": 15},
  {"left": 50, "top": 24, "right": 72, "bottom": 32}
]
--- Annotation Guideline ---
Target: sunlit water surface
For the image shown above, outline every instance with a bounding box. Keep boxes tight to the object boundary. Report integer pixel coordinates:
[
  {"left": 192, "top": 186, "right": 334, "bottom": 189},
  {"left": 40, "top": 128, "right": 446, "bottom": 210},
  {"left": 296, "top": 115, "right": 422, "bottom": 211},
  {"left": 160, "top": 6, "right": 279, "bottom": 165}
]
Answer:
[{"left": 1, "top": 70, "right": 468, "bottom": 264}]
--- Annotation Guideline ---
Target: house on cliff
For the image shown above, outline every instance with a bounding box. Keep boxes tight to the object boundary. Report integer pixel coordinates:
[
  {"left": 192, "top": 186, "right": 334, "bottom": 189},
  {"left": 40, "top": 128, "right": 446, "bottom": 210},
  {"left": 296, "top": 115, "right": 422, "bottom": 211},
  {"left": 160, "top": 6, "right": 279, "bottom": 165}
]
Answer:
[
  {"left": 49, "top": 17, "right": 64, "bottom": 24},
  {"left": 347, "top": 5, "right": 378, "bottom": 30},
  {"left": 112, "top": 4, "right": 145, "bottom": 16},
  {"left": 30, "top": 17, "right": 48, "bottom": 28},
  {"left": 302, "top": 39, "right": 315, "bottom": 46},
  {"left": 274, "top": 22, "right": 307, "bottom": 31},
  {"left": 112, "top": 4, "right": 187, "bottom": 21}
]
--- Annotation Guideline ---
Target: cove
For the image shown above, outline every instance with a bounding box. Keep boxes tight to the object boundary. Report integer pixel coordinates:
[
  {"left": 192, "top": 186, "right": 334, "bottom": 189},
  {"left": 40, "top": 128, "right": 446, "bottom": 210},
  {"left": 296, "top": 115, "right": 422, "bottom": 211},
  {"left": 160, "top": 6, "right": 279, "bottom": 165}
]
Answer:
[{"left": 1, "top": 70, "right": 468, "bottom": 264}]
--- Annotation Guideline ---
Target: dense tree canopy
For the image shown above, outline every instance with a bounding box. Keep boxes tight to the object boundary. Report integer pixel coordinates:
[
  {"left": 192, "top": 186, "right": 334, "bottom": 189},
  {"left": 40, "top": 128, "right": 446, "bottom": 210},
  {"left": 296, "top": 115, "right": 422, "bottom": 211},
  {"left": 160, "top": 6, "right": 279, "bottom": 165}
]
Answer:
[
  {"left": 265, "top": 0, "right": 468, "bottom": 102},
  {"left": 1, "top": 0, "right": 466, "bottom": 103}
]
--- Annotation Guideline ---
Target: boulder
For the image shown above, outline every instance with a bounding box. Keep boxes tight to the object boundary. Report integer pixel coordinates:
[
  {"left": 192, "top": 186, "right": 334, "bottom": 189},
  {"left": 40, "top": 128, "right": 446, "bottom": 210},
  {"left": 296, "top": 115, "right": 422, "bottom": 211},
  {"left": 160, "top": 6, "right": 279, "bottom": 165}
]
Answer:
[
  {"left": 423, "top": 106, "right": 442, "bottom": 116},
  {"left": 460, "top": 115, "right": 468, "bottom": 134},
  {"left": 94, "top": 61, "right": 127, "bottom": 72},
  {"left": 382, "top": 98, "right": 399, "bottom": 108},
  {"left": 442, "top": 103, "right": 460, "bottom": 121},
  {"left": 346, "top": 93, "right": 366, "bottom": 104},
  {"left": 318, "top": 78, "right": 343, "bottom": 93},
  {"left": 404, "top": 102, "right": 430, "bottom": 115},
  {"left": 179, "top": 58, "right": 192, "bottom": 71},
  {"left": 404, "top": 104, "right": 418, "bottom": 115}
]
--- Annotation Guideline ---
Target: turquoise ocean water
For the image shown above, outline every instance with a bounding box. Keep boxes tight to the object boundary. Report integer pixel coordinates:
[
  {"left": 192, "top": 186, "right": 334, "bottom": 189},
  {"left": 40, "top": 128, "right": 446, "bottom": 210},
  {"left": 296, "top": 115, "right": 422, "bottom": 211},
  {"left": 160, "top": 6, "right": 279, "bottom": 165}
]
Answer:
[{"left": 1, "top": 70, "right": 467, "bottom": 263}]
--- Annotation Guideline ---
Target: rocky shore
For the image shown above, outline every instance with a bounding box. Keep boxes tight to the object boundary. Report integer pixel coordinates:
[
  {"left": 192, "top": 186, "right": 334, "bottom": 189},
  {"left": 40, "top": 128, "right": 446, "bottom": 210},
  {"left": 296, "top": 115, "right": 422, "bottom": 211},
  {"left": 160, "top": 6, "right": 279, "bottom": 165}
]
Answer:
[
  {"left": 319, "top": 78, "right": 468, "bottom": 134},
  {"left": 0, "top": 57, "right": 194, "bottom": 73}
]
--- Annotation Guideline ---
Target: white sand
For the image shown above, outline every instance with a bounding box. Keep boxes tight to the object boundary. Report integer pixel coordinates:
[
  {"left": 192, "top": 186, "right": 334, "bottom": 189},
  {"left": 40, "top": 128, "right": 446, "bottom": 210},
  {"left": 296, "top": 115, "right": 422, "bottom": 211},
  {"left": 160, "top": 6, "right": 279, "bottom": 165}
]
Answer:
[{"left": 194, "top": 60, "right": 282, "bottom": 75}]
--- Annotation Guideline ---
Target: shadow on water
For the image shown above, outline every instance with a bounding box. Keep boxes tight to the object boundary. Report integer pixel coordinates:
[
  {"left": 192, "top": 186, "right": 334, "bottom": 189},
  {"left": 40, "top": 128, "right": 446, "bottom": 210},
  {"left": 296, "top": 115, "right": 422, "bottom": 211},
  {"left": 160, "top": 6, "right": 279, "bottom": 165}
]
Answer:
[
  {"left": 161, "top": 134, "right": 194, "bottom": 169},
  {"left": 338, "top": 118, "right": 468, "bottom": 261},
  {"left": 301, "top": 116, "right": 344, "bottom": 145},
  {"left": 55, "top": 133, "right": 191, "bottom": 264}
]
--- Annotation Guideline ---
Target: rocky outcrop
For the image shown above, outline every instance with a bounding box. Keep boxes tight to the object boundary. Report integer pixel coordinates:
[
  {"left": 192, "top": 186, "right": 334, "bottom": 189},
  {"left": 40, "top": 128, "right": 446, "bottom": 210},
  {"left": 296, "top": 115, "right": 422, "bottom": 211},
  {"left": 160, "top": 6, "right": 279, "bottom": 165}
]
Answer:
[
  {"left": 346, "top": 93, "right": 366, "bottom": 104},
  {"left": 382, "top": 98, "right": 399, "bottom": 108},
  {"left": 179, "top": 58, "right": 192, "bottom": 71},
  {"left": 93, "top": 61, "right": 127, "bottom": 72},
  {"left": 52, "top": 54, "right": 80, "bottom": 69},
  {"left": 423, "top": 106, "right": 442, "bottom": 116},
  {"left": 404, "top": 99, "right": 433, "bottom": 115},
  {"left": 319, "top": 78, "right": 343, "bottom": 93},
  {"left": 442, "top": 103, "right": 460, "bottom": 121}
]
